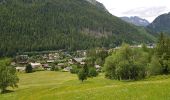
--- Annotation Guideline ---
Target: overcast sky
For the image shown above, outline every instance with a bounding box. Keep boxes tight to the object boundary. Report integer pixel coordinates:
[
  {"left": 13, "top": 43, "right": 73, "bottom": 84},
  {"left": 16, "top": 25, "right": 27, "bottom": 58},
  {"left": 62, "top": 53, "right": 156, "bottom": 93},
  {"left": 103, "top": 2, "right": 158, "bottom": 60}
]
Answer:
[{"left": 97, "top": 0, "right": 170, "bottom": 22}]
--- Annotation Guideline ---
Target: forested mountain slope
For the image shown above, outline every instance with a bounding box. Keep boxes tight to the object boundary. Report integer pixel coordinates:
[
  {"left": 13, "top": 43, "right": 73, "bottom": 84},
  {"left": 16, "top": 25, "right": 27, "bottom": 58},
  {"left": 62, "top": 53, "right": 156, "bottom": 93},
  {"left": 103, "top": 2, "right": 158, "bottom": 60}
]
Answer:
[
  {"left": 147, "top": 12, "right": 170, "bottom": 35},
  {"left": 0, "top": 0, "right": 155, "bottom": 56}
]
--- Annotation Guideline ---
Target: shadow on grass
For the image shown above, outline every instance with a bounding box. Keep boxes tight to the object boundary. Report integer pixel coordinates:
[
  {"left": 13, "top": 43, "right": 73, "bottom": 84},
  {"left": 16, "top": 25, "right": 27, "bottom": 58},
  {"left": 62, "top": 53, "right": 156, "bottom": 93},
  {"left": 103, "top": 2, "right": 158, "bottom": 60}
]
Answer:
[{"left": 1, "top": 90, "right": 14, "bottom": 94}]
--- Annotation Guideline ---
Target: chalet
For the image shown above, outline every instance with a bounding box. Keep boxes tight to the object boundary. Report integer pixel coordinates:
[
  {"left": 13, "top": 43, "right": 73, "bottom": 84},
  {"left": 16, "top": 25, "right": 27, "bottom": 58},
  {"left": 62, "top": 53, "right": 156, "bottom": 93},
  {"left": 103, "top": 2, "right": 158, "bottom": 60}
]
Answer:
[
  {"left": 68, "top": 59, "right": 74, "bottom": 64},
  {"left": 63, "top": 66, "right": 72, "bottom": 72},
  {"left": 147, "top": 44, "right": 155, "bottom": 48},
  {"left": 42, "top": 54, "right": 48, "bottom": 59},
  {"left": 72, "top": 57, "right": 86, "bottom": 65},
  {"left": 42, "top": 64, "right": 51, "bottom": 71},
  {"left": 95, "top": 65, "right": 101, "bottom": 71},
  {"left": 76, "top": 50, "right": 87, "bottom": 57},
  {"left": 30, "top": 63, "right": 42, "bottom": 69},
  {"left": 11, "top": 62, "right": 16, "bottom": 66},
  {"left": 57, "top": 63, "right": 65, "bottom": 69},
  {"left": 95, "top": 65, "right": 101, "bottom": 69},
  {"left": 48, "top": 53, "right": 60, "bottom": 60},
  {"left": 47, "top": 60, "right": 55, "bottom": 63},
  {"left": 16, "top": 55, "right": 29, "bottom": 64},
  {"left": 16, "top": 67, "right": 26, "bottom": 72}
]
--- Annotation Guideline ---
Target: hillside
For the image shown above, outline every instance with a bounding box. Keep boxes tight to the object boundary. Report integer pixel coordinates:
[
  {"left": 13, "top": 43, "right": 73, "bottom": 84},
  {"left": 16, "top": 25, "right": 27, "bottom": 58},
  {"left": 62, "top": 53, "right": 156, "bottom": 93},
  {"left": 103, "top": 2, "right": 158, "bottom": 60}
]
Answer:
[
  {"left": 120, "top": 16, "right": 150, "bottom": 27},
  {"left": 86, "top": 0, "right": 108, "bottom": 11},
  {"left": 0, "top": 0, "right": 155, "bottom": 56},
  {"left": 147, "top": 12, "right": 170, "bottom": 35},
  {"left": 1, "top": 71, "right": 170, "bottom": 100}
]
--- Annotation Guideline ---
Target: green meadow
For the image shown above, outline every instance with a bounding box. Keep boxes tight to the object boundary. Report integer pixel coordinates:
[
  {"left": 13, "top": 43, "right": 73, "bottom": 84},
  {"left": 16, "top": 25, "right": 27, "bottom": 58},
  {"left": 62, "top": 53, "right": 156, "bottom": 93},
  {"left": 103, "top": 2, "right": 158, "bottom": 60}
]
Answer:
[{"left": 1, "top": 71, "right": 170, "bottom": 100}]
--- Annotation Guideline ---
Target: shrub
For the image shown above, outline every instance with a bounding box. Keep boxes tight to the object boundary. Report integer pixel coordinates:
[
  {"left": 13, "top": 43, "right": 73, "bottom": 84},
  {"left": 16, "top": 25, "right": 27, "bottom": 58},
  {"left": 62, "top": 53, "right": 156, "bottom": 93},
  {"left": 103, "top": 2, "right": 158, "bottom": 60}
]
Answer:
[
  {"left": 88, "top": 67, "right": 98, "bottom": 78},
  {"left": 70, "top": 65, "right": 79, "bottom": 74},
  {"left": 148, "top": 55, "right": 162, "bottom": 75},
  {"left": 78, "top": 68, "right": 87, "bottom": 82},
  {"left": 25, "top": 64, "right": 33, "bottom": 73},
  {"left": 51, "top": 64, "right": 59, "bottom": 71}
]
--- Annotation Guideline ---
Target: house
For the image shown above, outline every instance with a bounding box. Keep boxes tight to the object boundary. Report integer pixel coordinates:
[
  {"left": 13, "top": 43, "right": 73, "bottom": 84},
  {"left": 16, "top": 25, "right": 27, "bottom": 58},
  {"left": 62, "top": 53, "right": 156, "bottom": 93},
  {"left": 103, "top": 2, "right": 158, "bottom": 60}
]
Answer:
[
  {"left": 95, "top": 65, "right": 101, "bottom": 69},
  {"left": 42, "top": 64, "right": 51, "bottom": 71},
  {"left": 48, "top": 53, "right": 60, "bottom": 60},
  {"left": 42, "top": 54, "right": 48, "bottom": 59},
  {"left": 57, "top": 63, "right": 65, "bottom": 69},
  {"left": 11, "top": 62, "right": 16, "bottom": 66},
  {"left": 30, "top": 63, "right": 42, "bottom": 69},
  {"left": 147, "top": 44, "right": 155, "bottom": 48},
  {"left": 63, "top": 66, "right": 72, "bottom": 72},
  {"left": 76, "top": 50, "right": 87, "bottom": 57},
  {"left": 16, "top": 55, "right": 29, "bottom": 64},
  {"left": 72, "top": 57, "right": 86, "bottom": 65},
  {"left": 16, "top": 67, "right": 26, "bottom": 72},
  {"left": 47, "top": 60, "right": 55, "bottom": 63},
  {"left": 68, "top": 59, "right": 74, "bottom": 65},
  {"left": 95, "top": 65, "right": 101, "bottom": 71}
]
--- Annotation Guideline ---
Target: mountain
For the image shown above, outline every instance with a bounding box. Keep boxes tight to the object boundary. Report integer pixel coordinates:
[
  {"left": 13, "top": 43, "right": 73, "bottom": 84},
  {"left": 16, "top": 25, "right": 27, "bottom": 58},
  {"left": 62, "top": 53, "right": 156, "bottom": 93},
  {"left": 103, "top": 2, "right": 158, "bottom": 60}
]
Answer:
[
  {"left": 147, "top": 12, "right": 170, "bottom": 35},
  {"left": 86, "top": 0, "right": 108, "bottom": 11},
  {"left": 120, "top": 16, "right": 150, "bottom": 27},
  {"left": 0, "top": 0, "right": 155, "bottom": 56}
]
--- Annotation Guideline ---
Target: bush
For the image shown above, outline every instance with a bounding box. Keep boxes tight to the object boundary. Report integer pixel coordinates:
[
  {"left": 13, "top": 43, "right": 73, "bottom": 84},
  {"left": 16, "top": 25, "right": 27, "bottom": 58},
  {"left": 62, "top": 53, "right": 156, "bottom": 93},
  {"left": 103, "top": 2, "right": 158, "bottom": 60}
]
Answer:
[
  {"left": 25, "top": 64, "right": 33, "bottom": 73},
  {"left": 70, "top": 65, "right": 79, "bottom": 74},
  {"left": 148, "top": 55, "right": 162, "bottom": 75},
  {"left": 54, "top": 67, "right": 59, "bottom": 71},
  {"left": 78, "top": 68, "right": 87, "bottom": 82},
  {"left": 88, "top": 67, "right": 98, "bottom": 78}
]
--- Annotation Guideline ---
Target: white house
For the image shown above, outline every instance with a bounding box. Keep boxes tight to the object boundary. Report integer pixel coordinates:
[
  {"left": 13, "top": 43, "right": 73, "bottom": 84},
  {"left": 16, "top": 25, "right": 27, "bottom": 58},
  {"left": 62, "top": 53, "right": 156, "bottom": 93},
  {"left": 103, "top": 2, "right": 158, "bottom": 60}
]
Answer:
[
  {"left": 63, "top": 66, "right": 72, "bottom": 72},
  {"left": 95, "top": 65, "right": 101, "bottom": 69},
  {"left": 72, "top": 57, "right": 86, "bottom": 65},
  {"left": 30, "top": 63, "right": 42, "bottom": 68},
  {"left": 47, "top": 60, "right": 55, "bottom": 63},
  {"left": 16, "top": 67, "right": 26, "bottom": 72}
]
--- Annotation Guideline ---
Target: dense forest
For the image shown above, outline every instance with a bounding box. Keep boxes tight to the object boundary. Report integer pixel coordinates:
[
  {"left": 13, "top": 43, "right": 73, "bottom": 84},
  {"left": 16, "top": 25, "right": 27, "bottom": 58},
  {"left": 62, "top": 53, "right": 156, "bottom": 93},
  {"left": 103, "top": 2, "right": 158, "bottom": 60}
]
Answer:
[
  {"left": 0, "top": 0, "right": 155, "bottom": 56},
  {"left": 147, "top": 12, "right": 170, "bottom": 35}
]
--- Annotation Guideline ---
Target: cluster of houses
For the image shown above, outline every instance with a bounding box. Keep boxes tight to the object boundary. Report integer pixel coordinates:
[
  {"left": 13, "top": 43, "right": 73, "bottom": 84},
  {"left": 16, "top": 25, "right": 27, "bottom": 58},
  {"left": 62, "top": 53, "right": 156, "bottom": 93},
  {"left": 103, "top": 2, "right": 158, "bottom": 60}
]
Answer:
[
  {"left": 12, "top": 51, "right": 95, "bottom": 72},
  {"left": 111, "top": 44, "right": 155, "bottom": 52},
  {"left": 13, "top": 44, "right": 153, "bottom": 73}
]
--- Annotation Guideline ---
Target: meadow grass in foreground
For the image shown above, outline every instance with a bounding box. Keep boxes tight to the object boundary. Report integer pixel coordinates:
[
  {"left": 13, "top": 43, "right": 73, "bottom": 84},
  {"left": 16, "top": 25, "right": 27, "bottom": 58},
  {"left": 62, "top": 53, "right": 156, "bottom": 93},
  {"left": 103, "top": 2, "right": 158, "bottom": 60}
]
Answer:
[{"left": 0, "top": 71, "right": 170, "bottom": 100}]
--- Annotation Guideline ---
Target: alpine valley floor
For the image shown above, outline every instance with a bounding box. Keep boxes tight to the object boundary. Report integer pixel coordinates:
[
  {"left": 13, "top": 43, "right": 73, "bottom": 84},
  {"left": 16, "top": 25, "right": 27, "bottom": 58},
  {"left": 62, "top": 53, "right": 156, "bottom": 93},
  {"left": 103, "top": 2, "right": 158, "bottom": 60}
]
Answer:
[{"left": 0, "top": 71, "right": 170, "bottom": 100}]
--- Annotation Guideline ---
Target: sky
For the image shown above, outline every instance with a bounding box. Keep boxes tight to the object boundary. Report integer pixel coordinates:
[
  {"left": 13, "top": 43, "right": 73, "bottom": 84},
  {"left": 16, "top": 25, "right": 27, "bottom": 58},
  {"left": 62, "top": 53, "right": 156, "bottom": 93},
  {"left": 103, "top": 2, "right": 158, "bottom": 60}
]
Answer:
[{"left": 97, "top": 0, "right": 170, "bottom": 22}]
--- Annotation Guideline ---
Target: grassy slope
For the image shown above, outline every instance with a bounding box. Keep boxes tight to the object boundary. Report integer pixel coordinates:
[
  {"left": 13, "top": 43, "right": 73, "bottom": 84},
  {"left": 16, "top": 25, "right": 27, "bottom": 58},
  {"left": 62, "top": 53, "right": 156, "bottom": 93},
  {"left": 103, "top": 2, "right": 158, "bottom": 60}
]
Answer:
[{"left": 1, "top": 71, "right": 170, "bottom": 100}]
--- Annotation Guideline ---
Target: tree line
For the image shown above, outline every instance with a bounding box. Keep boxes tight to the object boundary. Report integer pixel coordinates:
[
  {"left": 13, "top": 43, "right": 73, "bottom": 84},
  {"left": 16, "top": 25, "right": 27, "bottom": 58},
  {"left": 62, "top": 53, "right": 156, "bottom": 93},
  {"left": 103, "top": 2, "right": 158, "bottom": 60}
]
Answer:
[{"left": 104, "top": 33, "right": 170, "bottom": 80}]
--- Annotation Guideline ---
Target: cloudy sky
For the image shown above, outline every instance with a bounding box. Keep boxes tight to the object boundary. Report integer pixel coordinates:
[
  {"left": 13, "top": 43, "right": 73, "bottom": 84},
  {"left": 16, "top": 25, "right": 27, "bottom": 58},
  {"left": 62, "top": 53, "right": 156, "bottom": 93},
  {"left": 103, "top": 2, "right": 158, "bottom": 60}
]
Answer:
[{"left": 97, "top": 0, "right": 170, "bottom": 22}]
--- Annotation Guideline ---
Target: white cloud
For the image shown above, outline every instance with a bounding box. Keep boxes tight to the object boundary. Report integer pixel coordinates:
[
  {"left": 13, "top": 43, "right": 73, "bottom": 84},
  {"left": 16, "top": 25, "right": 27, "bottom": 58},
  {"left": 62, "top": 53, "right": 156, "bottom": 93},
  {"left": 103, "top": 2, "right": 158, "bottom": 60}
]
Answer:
[{"left": 96, "top": 0, "right": 170, "bottom": 22}]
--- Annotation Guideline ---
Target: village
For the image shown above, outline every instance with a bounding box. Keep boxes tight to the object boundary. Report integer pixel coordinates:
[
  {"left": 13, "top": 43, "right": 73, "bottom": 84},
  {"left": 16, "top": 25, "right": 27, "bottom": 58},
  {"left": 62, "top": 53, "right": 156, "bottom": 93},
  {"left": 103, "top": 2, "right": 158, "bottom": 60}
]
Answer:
[
  {"left": 12, "top": 50, "right": 88, "bottom": 72},
  {"left": 11, "top": 43, "right": 155, "bottom": 73},
  {"left": 12, "top": 49, "right": 104, "bottom": 73}
]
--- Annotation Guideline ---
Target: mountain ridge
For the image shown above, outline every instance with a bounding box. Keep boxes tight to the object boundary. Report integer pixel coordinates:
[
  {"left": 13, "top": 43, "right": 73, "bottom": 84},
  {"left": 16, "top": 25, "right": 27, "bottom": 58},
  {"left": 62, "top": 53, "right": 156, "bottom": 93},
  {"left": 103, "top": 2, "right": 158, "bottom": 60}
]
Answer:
[
  {"left": 147, "top": 12, "right": 170, "bottom": 35},
  {"left": 120, "top": 16, "right": 150, "bottom": 27}
]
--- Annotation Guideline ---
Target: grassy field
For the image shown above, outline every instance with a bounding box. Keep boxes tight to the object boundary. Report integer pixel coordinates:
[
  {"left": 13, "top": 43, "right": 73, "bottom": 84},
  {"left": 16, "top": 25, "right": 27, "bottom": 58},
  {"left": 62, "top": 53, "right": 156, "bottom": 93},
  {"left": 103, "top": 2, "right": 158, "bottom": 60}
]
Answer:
[{"left": 1, "top": 71, "right": 170, "bottom": 100}]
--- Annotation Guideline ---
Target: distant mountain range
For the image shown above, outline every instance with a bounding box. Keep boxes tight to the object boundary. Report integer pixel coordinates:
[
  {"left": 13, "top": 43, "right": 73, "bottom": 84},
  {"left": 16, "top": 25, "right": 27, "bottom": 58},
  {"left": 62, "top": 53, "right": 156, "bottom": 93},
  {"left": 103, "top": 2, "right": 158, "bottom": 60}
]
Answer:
[
  {"left": 120, "top": 16, "right": 150, "bottom": 27},
  {"left": 147, "top": 12, "right": 170, "bottom": 35}
]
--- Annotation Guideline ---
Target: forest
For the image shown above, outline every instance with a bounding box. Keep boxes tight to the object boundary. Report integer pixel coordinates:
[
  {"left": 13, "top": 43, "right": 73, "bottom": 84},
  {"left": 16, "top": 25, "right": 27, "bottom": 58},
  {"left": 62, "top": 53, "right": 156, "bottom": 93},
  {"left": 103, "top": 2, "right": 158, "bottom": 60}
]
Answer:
[{"left": 0, "top": 0, "right": 155, "bottom": 57}]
